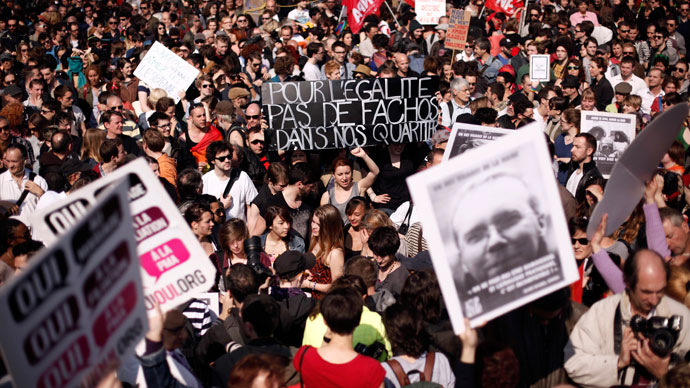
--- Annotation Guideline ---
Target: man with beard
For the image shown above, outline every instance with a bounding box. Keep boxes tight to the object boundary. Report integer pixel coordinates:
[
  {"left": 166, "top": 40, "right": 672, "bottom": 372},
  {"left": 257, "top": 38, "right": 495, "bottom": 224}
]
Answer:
[{"left": 561, "top": 133, "right": 602, "bottom": 202}]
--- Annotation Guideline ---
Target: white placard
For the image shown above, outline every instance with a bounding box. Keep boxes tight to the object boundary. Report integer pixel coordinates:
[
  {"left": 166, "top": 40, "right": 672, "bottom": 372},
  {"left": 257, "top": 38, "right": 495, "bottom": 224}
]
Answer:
[
  {"left": 30, "top": 158, "right": 218, "bottom": 313},
  {"left": 0, "top": 181, "right": 147, "bottom": 388},
  {"left": 133, "top": 41, "right": 200, "bottom": 103},
  {"left": 416, "top": 0, "right": 446, "bottom": 25},
  {"left": 580, "top": 111, "right": 636, "bottom": 177},
  {"left": 530, "top": 55, "right": 550, "bottom": 82},
  {"left": 443, "top": 122, "right": 513, "bottom": 161},
  {"left": 407, "top": 124, "right": 579, "bottom": 333}
]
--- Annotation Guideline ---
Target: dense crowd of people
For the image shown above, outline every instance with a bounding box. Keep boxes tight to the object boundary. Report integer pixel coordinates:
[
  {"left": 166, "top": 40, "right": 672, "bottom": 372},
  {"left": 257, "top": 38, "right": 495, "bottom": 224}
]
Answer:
[{"left": 5, "top": 0, "right": 690, "bottom": 386}]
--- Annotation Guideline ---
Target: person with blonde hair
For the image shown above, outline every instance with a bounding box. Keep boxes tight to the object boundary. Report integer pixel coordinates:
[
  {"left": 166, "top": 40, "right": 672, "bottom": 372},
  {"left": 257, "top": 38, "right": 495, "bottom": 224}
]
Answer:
[
  {"left": 360, "top": 209, "right": 408, "bottom": 258},
  {"left": 665, "top": 265, "right": 690, "bottom": 308},
  {"left": 80, "top": 127, "right": 105, "bottom": 167},
  {"left": 304, "top": 204, "right": 345, "bottom": 298}
]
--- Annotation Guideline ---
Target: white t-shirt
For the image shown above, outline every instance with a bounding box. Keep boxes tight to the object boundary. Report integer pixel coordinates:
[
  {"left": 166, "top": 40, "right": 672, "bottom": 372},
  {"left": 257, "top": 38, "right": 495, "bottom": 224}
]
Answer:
[
  {"left": 202, "top": 169, "right": 257, "bottom": 221},
  {"left": 303, "top": 62, "right": 323, "bottom": 81},
  {"left": 287, "top": 8, "right": 309, "bottom": 24}
]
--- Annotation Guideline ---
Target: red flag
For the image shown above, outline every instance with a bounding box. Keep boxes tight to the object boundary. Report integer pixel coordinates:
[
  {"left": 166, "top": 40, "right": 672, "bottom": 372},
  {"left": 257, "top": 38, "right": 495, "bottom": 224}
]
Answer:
[
  {"left": 345, "top": 0, "right": 386, "bottom": 33},
  {"left": 484, "top": 0, "right": 523, "bottom": 16},
  {"left": 404, "top": 0, "right": 415, "bottom": 7}
]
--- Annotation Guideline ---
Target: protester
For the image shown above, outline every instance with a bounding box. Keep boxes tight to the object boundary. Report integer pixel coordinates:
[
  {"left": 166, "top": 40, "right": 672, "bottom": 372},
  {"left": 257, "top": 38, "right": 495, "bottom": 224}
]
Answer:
[{"left": 4, "top": 1, "right": 690, "bottom": 387}]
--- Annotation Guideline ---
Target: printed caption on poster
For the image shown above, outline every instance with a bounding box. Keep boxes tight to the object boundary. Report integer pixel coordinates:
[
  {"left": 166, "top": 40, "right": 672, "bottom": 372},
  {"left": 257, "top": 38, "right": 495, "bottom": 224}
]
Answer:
[
  {"left": 30, "top": 158, "right": 217, "bottom": 313},
  {"left": 0, "top": 181, "right": 147, "bottom": 388},
  {"left": 262, "top": 77, "right": 440, "bottom": 151},
  {"left": 443, "top": 122, "right": 512, "bottom": 161},
  {"left": 407, "top": 124, "right": 578, "bottom": 333}
]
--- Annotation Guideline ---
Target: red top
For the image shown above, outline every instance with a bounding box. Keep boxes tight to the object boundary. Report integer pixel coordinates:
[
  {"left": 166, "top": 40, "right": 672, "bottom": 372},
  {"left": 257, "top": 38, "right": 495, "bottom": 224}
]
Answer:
[
  {"left": 310, "top": 257, "right": 332, "bottom": 299},
  {"left": 292, "top": 346, "right": 385, "bottom": 388}
]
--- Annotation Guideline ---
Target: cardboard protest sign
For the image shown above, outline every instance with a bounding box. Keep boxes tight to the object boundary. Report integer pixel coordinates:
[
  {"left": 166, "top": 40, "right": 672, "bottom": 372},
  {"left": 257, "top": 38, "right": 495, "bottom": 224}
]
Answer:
[
  {"left": 446, "top": 9, "right": 471, "bottom": 50},
  {"left": 133, "top": 41, "right": 200, "bottom": 103},
  {"left": 443, "top": 122, "right": 512, "bottom": 161},
  {"left": 416, "top": 0, "right": 446, "bottom": 24},
  {"left": 0, "top": 181, "right": 147, "bottom": 388},
  {"left": 530, "top": 55, "right": 550, "bottom": 82},
  {"left": 587, "top": 103, "right": 689, "bottom": 239},
  {"left": 580, "top": 111, "right": 636, "bottom": 177},
  {"left": 30, "top": 158, "right": 217, "bottom": 313},
  {"left": 262, "top": 77, "right": 440, "bottom": 150},
  {"left": 407, "top": 124, "right": 578, "bottom": 333}
]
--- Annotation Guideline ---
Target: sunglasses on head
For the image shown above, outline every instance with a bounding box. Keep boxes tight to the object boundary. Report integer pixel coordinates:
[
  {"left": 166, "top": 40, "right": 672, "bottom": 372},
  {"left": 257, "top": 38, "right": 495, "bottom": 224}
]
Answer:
[{"left": 571, "top": 238, "right": 588, "bottom": 245}]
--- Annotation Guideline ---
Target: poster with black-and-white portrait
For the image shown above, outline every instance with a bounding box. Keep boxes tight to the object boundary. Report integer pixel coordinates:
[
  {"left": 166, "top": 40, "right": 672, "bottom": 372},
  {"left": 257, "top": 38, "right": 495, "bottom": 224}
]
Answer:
[
  {"left": 443, "top": 122, "right": 513, "bottom": 161},
  {"left": 407, "top": 125, "right": 578, "bottom": 333},
  {"left": 581, "top": 111, "right": 636, "bottom": 177}
]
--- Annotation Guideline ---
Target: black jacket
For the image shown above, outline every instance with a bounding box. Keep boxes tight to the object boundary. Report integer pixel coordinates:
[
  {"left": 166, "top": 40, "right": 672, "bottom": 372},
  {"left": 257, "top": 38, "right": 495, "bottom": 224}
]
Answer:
[
  {"left": 560, "top": 159, "right": 602, "bottom": 203},
  {"left": 591, "top": 75, "right": 614, "bottom": 111}
]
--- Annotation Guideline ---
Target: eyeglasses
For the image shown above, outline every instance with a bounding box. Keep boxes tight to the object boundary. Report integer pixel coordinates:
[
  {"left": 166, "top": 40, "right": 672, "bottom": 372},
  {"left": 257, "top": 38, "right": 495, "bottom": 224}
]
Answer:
[
  {"left": 156, "top": 123, "right": 172, "bottom": 128},
  {"left": 246, "top": 114, "right": 260, "bottom": 120},
  {"left": 675, "top": 66, "right": 687, "bottom": 72},
  {"left": 0, "top": 125, "right": 9, "bottom": 131},
  {"left": 623, "top": 51, "right": 635, "bottom": 55},
  {"left": 668, "top": 23, "right": 676, "bottom": 27},
  {"left": 465, "top": 44, "right": 474, "bottom": 48},
  {"left": 110, "top": 105, "right": 123, "bottom": 110},
  {"left": 250, "top": 139, "right": 265, "bottom": 145},
  {"left": 238, "top": 19, "right": 248, "bottom": 23},
  {"left": 41, "top": 109, "right": 53, "bottom": 114},
  {"left": 571, "top": 238, "right": 589, "bottom": 245},
  {"left": 214, "top": 209, "right": 225, "bottom": 216},
  {"left": 620, "top": 29, "right": 630, "bottom": 33},
  {"left": 682, "top": 7, "right": 690, "bottom": 11},
  {"left": 109, "top": 21, "right": 118, "bottom": 25},
  {"left": 567, "top": 66, "right": 579, "bottom": 70},
  {"left": 467, "top": 82, "right": 476, "bottom": 86},
  {"left": 654, "top": 35, "right": 664, "bottom": 39},
  {"left": 216, "top": 155, "right": 231, "bottom": 162},
  {"left": 201, "top": 84, "right": 212, "bottom": 88},
  {"left": 558, "top": 26, "right": 567, "bottom": 31},
  {"left": 575, "top": 29, "right": 582, "bottom": 33},
  {"left": 251, "top": 62, "right": 261, "bottom": 67},
  {"left": 334, "top": 50, "right": 346, "bottom": 54}
]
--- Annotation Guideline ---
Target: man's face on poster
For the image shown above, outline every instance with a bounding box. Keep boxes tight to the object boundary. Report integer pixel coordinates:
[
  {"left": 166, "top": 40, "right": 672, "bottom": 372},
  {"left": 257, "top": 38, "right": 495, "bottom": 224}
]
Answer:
[{"left": 453, "top": 175, "right": 546, "bottom": 280}]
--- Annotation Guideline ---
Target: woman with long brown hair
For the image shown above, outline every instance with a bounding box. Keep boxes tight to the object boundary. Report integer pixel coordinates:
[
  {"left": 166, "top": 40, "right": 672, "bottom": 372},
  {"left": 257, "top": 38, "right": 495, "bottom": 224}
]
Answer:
[
  {"left": 80, "top": 128, "right": 105, "bottom": 167},
  {"left": 304, "top": 205, "right": 344, "bottom": 298}
]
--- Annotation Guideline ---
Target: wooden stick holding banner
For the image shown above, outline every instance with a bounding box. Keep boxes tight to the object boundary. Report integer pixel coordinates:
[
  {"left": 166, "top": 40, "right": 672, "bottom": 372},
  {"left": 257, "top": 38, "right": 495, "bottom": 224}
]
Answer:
[{"left": 383, "top": 0, "right": 401, "bottom": 32}]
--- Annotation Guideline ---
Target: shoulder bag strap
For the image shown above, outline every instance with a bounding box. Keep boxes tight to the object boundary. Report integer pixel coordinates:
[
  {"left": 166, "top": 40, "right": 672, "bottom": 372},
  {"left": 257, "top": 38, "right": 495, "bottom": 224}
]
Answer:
[
  {"left": 386, "top": 359, "right": 411, "bottom": 386},
  {"left": 222, "top": 167, "right": 242, "bottom": 199},
  {"left": 402, "top": 203, "right": 413, "bottom": 226},
  {"left": 299, "top": 346, "right": 310, "bottom": 388},
  {"left": 423, "top": 352, "right": 435, "bottom": 382}
]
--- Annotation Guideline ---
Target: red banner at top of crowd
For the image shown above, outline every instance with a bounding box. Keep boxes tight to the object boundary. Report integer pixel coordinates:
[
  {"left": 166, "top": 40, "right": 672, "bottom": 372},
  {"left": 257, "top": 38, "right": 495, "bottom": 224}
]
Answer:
[{"left": 344, "top": 0, "right": 386, "bottom": 33}]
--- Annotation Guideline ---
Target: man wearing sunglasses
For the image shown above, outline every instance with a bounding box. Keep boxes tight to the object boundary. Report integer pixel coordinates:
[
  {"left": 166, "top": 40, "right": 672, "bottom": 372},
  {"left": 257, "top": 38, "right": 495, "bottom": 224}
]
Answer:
[{"left": 202, "top": 141, "right": 257, "bottom": 221}]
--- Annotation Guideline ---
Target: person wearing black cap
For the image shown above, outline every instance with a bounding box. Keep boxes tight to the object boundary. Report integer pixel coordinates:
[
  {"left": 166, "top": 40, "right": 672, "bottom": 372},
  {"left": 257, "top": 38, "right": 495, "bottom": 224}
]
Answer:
[
  {"left": 498, "top": 37, "right": 516, "bottom": 65},
  {"left": 271, "top": 250, "right": 317, "bottom": 347},
  {"left": 561, "top": 75, "right": 582, "bottom": 107}
]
